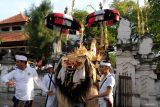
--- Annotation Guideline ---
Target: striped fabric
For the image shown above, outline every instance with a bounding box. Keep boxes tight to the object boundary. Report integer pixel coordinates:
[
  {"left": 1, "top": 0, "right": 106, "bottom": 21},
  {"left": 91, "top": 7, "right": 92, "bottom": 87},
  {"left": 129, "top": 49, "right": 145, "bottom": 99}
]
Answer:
[
  {"left": 51, "top": 26, "right": 79, "bottom": 35},
  {"left": 45, "top": 13, "right": 81, "bottom": 32},
  {"left": 86, "top": 9, "right": 120, "bottom": 27}
]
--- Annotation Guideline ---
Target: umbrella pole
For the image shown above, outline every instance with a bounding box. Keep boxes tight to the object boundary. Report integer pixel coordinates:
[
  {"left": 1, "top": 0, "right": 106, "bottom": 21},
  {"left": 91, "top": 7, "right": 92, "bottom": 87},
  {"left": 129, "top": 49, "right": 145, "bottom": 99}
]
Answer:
[
  {"left": 80, "top": 25, "right": 84, "bottom": 42},
  {"left": 99, "top": 2, "right": 108, "bottom": 50},
  {"left": 104, "top": 26, "right": 108, "bottom": 49},
  {"left": 100, "top": 22, "right": 104, "bottom": 47},
  {"left": 99, "top": 2, "right": 104, "bottom": 48},
  {"left": 100, "top": 22, "right": 108, "bottom": 50},
  {"left": 57, "top": 29, "right": 62, "bottom": 56}
]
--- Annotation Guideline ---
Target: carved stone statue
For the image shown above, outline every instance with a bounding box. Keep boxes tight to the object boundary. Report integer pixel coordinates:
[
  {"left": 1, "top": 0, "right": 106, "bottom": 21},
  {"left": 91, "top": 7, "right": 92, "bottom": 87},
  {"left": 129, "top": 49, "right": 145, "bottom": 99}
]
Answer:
[
  {"left": 138, "top": 34, "right": 153, "bottom": 58},
  {"left": 117, "top": 18, "right": 131, "bottom": 44}
]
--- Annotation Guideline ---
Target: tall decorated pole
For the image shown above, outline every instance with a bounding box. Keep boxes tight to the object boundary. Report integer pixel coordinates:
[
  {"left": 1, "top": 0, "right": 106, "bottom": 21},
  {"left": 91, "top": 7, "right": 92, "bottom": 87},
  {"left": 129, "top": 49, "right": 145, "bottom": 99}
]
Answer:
[
  {"left": 80, "top": 23, "right": 84, "bottom": 42},
  {"left": 100, "top": 2, "right": 104, "bottom": 47},
  {"left": 64, "top": 6, "right": 69, "bottom": 40},
  {"left": 71, "top": 0, "right": 84, "bottom": 42},
  {"left": 137, "top": 0, "right": 145, "bottom": 35},
  {"left": 141, "top": 6, "right": 145, "bottom": 35},
  {"left": 99, "top": 2, "right": 108, "bottom": 49},
  {"left": 71, "top": 0, "right": 75, "bottom": 15},
  {"left": 144, "top": 0, "right": 149, "bottom": 32},
  {"left": 137, "top": 0, "right": 141, "bottom": 35}
]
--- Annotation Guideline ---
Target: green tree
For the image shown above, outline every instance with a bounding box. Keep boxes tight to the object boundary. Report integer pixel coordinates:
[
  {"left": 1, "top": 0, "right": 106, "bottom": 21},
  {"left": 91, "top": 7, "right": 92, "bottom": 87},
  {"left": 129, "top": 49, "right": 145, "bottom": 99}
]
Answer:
[
  {"left": 148, "top": 0, "right": 160, "bottom": 78},
  {"left": 24, "top": 0, "right": 55, "bottom": 61},
  {"left": 72, "top": 9, "right": 88, "bottom": 25},
  {"left": 148, "top": 0, "right": 160, "bottom": 51},
  {"left": 72, "top": 9, "right": 88, "bottom": 40},
  {"left": 111, "top": 1, "right": 140, "bottom": 34},
  {"left": 72, "top": 9, "right": 101, "bottom": 41}
]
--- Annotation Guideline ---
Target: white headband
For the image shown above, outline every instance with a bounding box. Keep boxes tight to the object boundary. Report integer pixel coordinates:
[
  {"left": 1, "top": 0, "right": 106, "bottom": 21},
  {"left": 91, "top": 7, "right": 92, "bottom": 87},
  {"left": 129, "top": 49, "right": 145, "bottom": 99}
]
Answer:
[
  {"left": 100, "top": 61, "right": 111, "bottom": 67},
  {"left": 46, "top": 64, "right": 53, "bottom": 69},
  {"left": 15, "top": 55, "right": 27, "bottom": 61}
]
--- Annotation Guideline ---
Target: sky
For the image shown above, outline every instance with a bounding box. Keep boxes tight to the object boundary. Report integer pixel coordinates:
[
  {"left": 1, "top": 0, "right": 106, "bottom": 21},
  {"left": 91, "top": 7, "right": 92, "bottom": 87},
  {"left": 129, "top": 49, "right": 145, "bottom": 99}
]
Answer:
[{"left": 0, "top": 0, "right": 144, "bottom": 20}]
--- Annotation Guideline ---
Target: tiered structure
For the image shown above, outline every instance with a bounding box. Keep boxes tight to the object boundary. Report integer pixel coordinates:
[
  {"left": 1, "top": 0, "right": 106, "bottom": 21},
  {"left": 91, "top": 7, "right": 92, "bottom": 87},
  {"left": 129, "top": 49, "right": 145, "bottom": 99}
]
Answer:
[
  {"left": 0, "top": 13, "right": 29, "bottom": 59},
  {"left": 116, "top": 17, "right": 159, "bottom": 107}
]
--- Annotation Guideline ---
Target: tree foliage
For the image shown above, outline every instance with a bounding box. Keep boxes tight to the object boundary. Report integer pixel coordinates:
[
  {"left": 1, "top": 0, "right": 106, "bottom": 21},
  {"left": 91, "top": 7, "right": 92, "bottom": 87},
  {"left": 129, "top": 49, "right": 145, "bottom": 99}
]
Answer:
[
  {"left": 72, "top": 9, "right": 88, "bottom": 25},
  {"left": 72, "top": 9, "right": 117, "bottom": 46},
  {"left": 72, "top": 10, "right": 92, "bottom": 37},
  {"left": 72, "top": 9, "right": 101, "bottom": 41},
  {"left": 111, "top": 1, "right": 139, "bottom": 34},
  {"left": 24, "top": 0, "right": 55, "bottom": 60},
  {"left": 111, "top": 0, "right": 160, "bottom": 51},
  {"left": 148, "top": 0, "right": 160, "bottom": 50}
]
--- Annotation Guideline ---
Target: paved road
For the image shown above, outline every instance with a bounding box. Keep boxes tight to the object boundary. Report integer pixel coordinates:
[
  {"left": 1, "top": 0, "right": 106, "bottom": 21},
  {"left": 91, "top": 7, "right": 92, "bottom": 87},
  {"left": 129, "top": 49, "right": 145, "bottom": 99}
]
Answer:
[{"left": 0, "top": 93, "right": 46, "bottom": 107}]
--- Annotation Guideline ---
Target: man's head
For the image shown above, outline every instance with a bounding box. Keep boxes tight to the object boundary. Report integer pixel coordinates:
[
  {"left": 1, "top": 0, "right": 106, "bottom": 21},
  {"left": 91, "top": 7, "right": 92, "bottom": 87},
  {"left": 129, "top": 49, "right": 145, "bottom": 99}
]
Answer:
[
  {"left": 46, "top": 64, "right": 54, "bottom": 73},
  {"left": 99, "top": 61, "right": 112, "bottom": 75},
  {"left": 15, "top": 55, "right": 27, "bottom": 70}
]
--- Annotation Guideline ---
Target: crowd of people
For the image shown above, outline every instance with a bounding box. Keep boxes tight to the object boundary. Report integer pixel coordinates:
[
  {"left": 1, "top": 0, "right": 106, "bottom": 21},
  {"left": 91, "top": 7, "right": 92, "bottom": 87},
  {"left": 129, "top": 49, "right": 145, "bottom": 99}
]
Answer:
[{"left": 1, "top": 53, "right": 115, "bottom": 107}]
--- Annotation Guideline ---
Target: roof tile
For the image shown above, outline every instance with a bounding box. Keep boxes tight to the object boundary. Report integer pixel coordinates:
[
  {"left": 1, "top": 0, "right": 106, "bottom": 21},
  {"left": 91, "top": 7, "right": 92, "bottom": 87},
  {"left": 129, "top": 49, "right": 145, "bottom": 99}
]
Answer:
[
  {"left": 0, "top": 32, "right": 29, "bottom": 42},
  {"left": 0, "top": 13, "right": 28, "bottom": 24}
]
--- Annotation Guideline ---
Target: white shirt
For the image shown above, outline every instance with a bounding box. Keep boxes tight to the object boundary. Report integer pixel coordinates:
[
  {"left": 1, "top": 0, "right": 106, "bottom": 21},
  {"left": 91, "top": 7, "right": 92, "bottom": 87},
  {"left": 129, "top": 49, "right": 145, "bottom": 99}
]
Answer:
[
  {"left": 42, "top": 73, "right": 55, "bottom": 92},
  {"left": 2, "top": 66, "right": 48, "bottom": 101},
  {"left": 99, "top": 73, "right": 115, "bottom": 107},
  {"left": 42, "top": 73, "right": 56, "bottom": 107}
]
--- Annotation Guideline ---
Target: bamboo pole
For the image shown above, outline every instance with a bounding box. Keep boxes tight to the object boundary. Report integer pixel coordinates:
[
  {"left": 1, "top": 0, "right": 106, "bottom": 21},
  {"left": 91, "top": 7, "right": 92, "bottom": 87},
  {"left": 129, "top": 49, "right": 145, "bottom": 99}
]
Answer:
[
  {"left": 144, "top": 0, "right": 149, "bottom": 32},
  {"left": 141, "top": 9, "right": 145, "bottom": 35},
  {"left": 137, "top": 0, "right": 141, "bottom": 35}
]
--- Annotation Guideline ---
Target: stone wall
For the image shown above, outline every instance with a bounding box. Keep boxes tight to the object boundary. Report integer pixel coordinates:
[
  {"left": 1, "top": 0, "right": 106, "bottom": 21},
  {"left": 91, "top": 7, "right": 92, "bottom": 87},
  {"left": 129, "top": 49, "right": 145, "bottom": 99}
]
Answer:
[{"left": 116, "top": 51, "right": 160, "bottom": 107}]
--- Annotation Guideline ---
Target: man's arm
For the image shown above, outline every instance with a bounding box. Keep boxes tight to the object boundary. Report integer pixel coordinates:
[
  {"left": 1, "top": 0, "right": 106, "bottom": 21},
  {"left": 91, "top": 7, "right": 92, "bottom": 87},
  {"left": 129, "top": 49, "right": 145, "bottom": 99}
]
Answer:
[
  {"left": 2, "top": 71, "right": 14, "bottom": 86},
  {"left": 88, "top": 76, "right": 115, "bottom": 100},
  {"left": 88, "top": 86, "right": 112, "bottom": 100},
  {"left": 33, "top": 69, "right": 48, "bottom": 92},
  {"left": 32, "top": 69, "right": 53, "bottom": 95}
]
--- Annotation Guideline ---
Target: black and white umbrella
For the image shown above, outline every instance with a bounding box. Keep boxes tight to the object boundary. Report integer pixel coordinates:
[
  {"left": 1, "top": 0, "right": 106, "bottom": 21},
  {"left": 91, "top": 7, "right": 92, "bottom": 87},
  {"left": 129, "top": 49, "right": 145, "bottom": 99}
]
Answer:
[
  {"left": 45, "top": 13, "right": 81, "bottom": 34},
  {"left": 86, "top": 9, "right": 120, "bottom": 27}
]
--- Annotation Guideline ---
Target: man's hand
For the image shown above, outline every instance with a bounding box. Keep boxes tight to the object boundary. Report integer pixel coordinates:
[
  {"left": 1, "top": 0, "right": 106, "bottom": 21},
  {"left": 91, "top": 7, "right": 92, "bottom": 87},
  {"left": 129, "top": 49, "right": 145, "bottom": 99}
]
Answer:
[
  {"left": 87, "top": 95, "right": 97, "bottom": 100},
  {"left": 47, "top": 90, "right": 54, "bottom": 96},
  {"left": 6, "top": 80, "right": 15, "bottom": 87}
]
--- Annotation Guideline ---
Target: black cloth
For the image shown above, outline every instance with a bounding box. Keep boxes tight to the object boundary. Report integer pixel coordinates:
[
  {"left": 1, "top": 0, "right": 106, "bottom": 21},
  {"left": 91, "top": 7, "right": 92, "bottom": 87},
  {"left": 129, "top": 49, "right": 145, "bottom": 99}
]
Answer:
[{"left": 12, "top": 96, "right": 33, "bottom": 107}]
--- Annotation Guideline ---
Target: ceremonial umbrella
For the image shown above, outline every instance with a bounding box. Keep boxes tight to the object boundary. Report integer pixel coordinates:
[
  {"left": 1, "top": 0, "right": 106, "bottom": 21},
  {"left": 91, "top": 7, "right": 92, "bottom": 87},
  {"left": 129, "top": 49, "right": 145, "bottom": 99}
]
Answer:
[
  {"left": 45, "top": 13, "right": 81, "bottom": 34},
  {"left": 86, "top": 9, "right": 120, "bottom": 27},
  {"left": 45, "top": 13, "right": 82, "bottom": 54},
  {"left": 86, "top": 9, "right": 120, "bottom": 59}
]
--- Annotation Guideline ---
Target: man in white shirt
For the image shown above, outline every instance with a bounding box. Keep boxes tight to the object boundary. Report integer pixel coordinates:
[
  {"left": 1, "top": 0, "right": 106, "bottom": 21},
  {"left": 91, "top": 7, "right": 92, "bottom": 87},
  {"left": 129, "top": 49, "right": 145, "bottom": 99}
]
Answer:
[
  {"left": 2, "top": 54, "right": 52, "bottom": 107},
  {"left": 88, "top": 61, "right": 115, "bottom": 107},
  {"left": 43, "top": 64, "right": 56, "bottom": 107}
]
